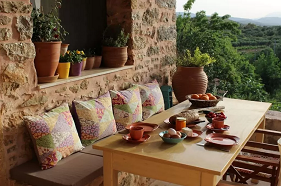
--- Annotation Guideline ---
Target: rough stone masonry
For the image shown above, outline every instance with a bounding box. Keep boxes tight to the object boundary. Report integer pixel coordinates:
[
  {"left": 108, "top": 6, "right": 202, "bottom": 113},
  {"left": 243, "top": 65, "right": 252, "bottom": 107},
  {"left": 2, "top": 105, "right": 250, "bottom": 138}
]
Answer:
[{"left": 0, "top": 0, "right": 177, "bottom": 185}]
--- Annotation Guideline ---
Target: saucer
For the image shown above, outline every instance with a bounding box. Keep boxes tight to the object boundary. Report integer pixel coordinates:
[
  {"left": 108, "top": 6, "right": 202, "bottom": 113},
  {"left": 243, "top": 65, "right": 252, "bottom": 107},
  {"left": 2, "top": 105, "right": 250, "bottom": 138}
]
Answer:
[
  {"left": 185, "top": 132, "right": 199, "bottom": 138},
  {"left": 123, "top": 134, "right": 151, "bottom": 143},
  {"left": 206, "top": 124, "right": 230, "bottom": 132}
]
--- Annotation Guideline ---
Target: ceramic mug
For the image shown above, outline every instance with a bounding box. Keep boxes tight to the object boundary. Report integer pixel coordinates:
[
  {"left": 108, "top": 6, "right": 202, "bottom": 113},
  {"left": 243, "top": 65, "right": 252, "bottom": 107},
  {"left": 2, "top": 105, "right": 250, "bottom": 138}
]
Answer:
[
  {"left": 130, "top": 126, "right": 144, "bottom": 140},
  {"left": 212, "top": 117, "right": 225, "bottom": 129}
]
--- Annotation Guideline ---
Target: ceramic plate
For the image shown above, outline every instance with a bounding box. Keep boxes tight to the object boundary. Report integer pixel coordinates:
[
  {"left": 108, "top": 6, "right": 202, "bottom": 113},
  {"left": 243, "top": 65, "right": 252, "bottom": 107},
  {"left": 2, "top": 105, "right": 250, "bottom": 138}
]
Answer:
[
  {"left": 185, "top": 132, "right": 199, "bottom": 138},
  {"left": 206, "top": 124, "right": 230, "bottom": 132},
  {"left": 123, "top": 134, "right": 151, "bottom": 143},
  {"left": 205, "top": 133, "right": 239, "bottom": 146},
  {"left": 125, "top": 122, "right": 159, "bottom": 132}
]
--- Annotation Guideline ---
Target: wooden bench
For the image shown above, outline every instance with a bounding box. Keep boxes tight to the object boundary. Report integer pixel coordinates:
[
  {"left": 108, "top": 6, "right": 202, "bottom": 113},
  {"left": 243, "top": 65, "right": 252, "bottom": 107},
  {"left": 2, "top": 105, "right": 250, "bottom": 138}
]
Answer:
[{"left": 10, "top": 145, "right": 104, "bottom": 186}]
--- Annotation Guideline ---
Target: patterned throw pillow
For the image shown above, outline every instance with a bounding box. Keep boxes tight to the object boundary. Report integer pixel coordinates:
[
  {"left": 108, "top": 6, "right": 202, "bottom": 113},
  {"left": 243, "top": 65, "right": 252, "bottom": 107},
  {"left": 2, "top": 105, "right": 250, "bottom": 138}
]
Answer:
[
  {"left": 110, "top": 86, "right": 142, "bottom": 131},
  {"left": 138, "top": 80, "right": 165, "bottom": 120},
  {"left": 73, "top": 92, "right": 117, "bottom": 146},
  {"left": 24, "top": 103, "right": 83, "bottom": 170}
]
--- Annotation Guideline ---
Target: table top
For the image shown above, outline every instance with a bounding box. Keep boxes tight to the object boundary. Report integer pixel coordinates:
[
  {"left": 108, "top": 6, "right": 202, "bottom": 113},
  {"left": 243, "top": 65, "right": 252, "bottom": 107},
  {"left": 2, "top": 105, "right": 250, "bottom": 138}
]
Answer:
[{"left": 93, "top": 98, "right": 271, "bottom": 176}]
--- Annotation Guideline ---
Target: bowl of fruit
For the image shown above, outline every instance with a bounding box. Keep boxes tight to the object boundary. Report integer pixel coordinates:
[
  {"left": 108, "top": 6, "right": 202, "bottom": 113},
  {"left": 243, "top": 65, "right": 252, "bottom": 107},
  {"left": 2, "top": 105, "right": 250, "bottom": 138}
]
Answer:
[
  {"left": 205, "top": 112, "right": 227, "bottom": 123},
  {"left": 159, "top": 128, "right": 187, "bottom": 144},
  {"left": 186, "top": 93, "right": 222, "bottom": 108}
]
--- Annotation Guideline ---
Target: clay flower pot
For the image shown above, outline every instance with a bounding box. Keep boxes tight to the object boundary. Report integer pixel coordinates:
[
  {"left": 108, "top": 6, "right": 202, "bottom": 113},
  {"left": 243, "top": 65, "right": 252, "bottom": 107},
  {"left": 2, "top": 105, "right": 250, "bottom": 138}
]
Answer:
[
  {"left": 82, "top": 58, "right": 87, "bottom": 70},
  {"left": 93, "top": 56, "right": 102, "bottom": 68},
  {"left": 60, "top": 43, "right": 69, "bottom": 56},
  {"left": 57, "top": 62, "right": 70, "bottom": 79},
  {"left": 172, "top": 66, "right": 208, "bottom": 103},
  {"left": 70, "top": 62, "right": 83, "bottom": 76},
  {"left": 102, "top": 46, "right": 127, "bottom": 67},
  {"left": 34, "top": 41, "right": 61, "bottom": 77},
  {"left": 85, "top": 57, "right": 95, "bottom": 70}
]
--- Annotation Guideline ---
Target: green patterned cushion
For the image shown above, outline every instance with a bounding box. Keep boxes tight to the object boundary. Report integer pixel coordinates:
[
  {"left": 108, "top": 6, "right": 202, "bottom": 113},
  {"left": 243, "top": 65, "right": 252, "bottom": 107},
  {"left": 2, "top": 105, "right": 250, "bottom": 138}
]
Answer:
[
  {"left": 73, "top": 92, "right": 117, "bottom": 146},
  {"left": 110, "top": 86, "right": 142, "bottom": 131},
  {"left": 24, "top": 103, "right": 83, "bottom": 170},
  {"left": 138, "top": 80, "right": 165, "bottom": 120}
]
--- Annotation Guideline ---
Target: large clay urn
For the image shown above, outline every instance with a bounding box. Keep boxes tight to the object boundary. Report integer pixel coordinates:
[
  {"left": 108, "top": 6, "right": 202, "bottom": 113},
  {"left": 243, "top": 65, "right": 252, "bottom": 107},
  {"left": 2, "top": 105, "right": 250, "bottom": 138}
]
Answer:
[
  {"left": 34, "top": 41, "right": 61, "bottom": 77},
  {"left": 172, "top": 66, "right": 208, "bottom": 102},
  {"left": 102, "top": 46, "right": 127, "bottom": 67}
]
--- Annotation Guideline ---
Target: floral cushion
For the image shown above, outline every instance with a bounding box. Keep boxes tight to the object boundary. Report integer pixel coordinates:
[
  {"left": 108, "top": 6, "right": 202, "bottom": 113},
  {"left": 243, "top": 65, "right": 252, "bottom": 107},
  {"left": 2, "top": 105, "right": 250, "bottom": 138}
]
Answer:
[
  {"left": 138, "top": 80, "right": 165, "bottom": 120},
  {"left": 110, "top": 86, "right": 142, "bottom": 131},
  {"left": 24, "top": 103, "right": 83, "bottom": 170},
  {"left": 73, "top": 92, "right": 117, "bottom": 146}
]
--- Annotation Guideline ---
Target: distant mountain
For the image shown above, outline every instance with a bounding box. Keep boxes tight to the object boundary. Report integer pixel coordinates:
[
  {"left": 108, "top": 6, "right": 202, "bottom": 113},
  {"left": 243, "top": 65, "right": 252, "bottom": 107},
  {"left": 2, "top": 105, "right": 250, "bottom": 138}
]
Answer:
[
  {"left": 176, "top": 12, "right": 281, "bottom": 26},
  {"left": 265, "top": 12, "right": 281, "bottom": 18},
  {"left": 255, "top": 17, "right": 281, "bottom": 26}
]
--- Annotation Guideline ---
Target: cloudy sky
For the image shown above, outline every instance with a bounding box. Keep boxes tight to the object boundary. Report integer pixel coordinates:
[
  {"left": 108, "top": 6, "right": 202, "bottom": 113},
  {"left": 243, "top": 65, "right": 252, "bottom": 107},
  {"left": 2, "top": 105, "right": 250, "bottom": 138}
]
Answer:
[{"left": 176, "top": 0, "right": 281, "bottom": 19}]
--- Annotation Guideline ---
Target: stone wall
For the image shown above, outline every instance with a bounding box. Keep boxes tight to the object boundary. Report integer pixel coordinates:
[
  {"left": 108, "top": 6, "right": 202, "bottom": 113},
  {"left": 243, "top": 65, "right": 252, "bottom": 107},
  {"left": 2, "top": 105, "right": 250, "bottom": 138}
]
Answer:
[{"left": 0, "top": 0, "right": 177, "bottom": 185}]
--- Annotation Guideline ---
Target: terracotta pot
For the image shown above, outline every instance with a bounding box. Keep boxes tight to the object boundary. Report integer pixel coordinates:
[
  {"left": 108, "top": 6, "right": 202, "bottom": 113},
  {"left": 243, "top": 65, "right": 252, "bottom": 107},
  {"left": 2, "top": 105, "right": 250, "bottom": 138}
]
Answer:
[
  {"left": 82, "top": 58, "right": 87, "bottom": 70},
  {"left": 172, "top": 66, "right": 208, "bottom": 103},
  {"left": 93, "top": 56, "right": 102, "bottom": 68},
  {"left": 85, "top": 57, "right": 95, "bottom": 70},
  {"left": 70, "top": 62, "right": 82, "bottom": 76},
  {"left": 57, "top": 62, "right": 70, "bottom": 79},
  {"left": 102, "top": 46, "right": 127, "bottom": 67},
  {"left": 60, "top": 43, "right": 69, "bottom": 56},
  {"left": 34, "top": 41, "right": 61, "bottom": 77}
]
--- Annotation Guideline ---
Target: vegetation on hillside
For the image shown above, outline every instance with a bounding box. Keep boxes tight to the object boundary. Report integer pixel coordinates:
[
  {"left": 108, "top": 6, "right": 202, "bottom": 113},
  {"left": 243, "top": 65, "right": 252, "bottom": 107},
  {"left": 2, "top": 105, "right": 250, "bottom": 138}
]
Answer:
[{"left": 177, "top": 0, "right": 281, "bottom": 111}]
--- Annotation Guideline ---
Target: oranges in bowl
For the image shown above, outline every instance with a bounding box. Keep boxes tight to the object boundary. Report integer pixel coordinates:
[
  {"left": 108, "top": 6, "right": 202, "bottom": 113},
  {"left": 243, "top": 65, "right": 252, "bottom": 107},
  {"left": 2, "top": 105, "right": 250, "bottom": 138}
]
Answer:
[
  {"left": 191, "top": 93, "right": 217, "bottom": 101},
  {"left": 187, "top": 93, "right": 222, "bottom": 108}
]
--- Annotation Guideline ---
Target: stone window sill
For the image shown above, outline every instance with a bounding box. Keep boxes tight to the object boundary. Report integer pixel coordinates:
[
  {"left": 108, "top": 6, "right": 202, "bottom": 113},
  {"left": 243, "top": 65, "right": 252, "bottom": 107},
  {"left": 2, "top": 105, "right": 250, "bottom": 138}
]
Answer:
[{"left": 38, "top": 65, "right": 134, "bottom": 89}]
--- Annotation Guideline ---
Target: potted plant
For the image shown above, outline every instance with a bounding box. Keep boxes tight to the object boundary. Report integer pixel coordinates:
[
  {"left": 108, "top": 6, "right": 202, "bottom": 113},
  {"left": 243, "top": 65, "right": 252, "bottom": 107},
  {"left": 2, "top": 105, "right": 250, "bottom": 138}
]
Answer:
[
  {"left": 84, "top": 48, "right": 95, "bottom": 70},
  {"left": 32, "top": 0, "right": 68, "bottom": 79},
  {"left": 172, "top": 47, "right": 216, "bottom": 102},
  {"left": 61, "top": 43, "right": 70, "bottom": 56},
  {"left": 57, "top": 52, "right": 71, "bottom": 79},
  {"left": 102, "top": 25, "right": 130, "bottom": 68},
  {"left": 93, "top": 47, "right": 102, "bottom": 68},
  {"left": 69, "top": 50, "right": 83, "bottom": 76}
]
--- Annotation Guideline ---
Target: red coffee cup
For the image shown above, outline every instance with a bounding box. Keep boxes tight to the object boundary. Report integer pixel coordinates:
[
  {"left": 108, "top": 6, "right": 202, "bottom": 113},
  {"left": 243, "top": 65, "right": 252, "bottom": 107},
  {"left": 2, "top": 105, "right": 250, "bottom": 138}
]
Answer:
[
  {"left": 130, "top": 126, "right": 144, "bottom": 140},
  {"left": 212, "top": 117, "right": 225, "bottom": 129}
]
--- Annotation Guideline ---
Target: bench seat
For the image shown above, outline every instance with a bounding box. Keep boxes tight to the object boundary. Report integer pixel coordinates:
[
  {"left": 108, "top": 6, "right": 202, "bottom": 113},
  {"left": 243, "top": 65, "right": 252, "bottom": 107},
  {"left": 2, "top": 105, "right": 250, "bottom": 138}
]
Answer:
[
  {"left": 81, "top": 145, "right": 103, "bottom": 157},
  {"left": 10, "top": 152, "right": 103, "bottom": 186}
]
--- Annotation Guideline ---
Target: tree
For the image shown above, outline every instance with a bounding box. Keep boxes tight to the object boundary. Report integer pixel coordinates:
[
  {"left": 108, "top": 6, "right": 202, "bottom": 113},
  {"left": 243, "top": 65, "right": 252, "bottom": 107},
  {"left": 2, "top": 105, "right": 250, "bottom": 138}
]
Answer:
[{"left": 176, "top": 0, "right": 266, "bottom": 101}]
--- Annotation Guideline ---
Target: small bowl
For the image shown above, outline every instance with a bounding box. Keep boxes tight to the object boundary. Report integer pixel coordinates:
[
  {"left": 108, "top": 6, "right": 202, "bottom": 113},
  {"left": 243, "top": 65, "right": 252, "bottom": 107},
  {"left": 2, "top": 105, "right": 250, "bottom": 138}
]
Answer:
[{"left": 159, "top": 131, "right": 187, "bottom": 144}]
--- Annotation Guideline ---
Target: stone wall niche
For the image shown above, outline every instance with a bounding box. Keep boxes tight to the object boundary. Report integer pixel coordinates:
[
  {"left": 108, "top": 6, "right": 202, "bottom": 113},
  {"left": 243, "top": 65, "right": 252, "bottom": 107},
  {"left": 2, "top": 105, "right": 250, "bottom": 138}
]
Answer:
[{"left": 0, "top": 0, "right": 177, "bottom": 186}]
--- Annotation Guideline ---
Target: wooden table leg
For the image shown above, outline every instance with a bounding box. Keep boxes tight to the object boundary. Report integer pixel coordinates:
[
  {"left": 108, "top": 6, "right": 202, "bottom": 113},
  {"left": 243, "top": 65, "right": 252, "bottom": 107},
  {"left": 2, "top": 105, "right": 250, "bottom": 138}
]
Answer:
[
  {"left": 201, "top": 172, "right": 217, "bottom": 186},
  {"left": 103, "top": 151, "right": 118, "bottom": 186}
]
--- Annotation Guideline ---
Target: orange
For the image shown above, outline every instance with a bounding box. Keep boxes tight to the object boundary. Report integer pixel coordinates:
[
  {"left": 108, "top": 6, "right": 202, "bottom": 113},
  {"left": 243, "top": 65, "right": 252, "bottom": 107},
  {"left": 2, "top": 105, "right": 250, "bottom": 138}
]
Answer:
[
  {"left": 200, "top": 95, "right": 209, "bottom": 100},
  {"left": 198, "top": 94, "right": 203, "bottom": 98},
  {"left": 206, "top": 93, "right": 213, "bottom": 97},
  {"left": 191, "top": 94, "right": 199, "bottom": 99},
  {"left": 209, "top": 96, "right": 217, "bottom": 100}
]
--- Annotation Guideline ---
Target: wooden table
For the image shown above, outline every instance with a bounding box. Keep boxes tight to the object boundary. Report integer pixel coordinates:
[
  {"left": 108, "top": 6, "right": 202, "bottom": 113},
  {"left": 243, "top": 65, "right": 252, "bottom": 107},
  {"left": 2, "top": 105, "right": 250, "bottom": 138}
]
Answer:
[{"left": 93, "top": 98, "right": 271, "bottom": 186}]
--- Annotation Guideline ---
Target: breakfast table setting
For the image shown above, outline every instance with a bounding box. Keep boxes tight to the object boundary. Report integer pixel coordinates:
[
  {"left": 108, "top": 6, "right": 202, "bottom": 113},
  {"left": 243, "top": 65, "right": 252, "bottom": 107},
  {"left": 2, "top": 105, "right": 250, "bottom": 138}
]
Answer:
[{"left": 93, "top": 96, "right": 271, "bottom": 186}]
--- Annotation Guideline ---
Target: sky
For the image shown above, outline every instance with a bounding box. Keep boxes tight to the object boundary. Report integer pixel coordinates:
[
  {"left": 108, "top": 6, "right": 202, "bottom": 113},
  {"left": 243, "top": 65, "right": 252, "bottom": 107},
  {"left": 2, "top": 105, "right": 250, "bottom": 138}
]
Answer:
[{"left": 176, "top": 0, "right": 281, "bottom": 19}]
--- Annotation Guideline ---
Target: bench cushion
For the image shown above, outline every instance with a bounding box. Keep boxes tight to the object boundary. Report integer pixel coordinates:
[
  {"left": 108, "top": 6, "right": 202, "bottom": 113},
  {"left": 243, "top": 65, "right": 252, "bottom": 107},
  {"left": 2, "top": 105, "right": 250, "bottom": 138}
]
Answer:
[
  {"left": 10, "top": 153, "right": 103, "bottom": 186},
  {"left": 110, "top": 86, "right": 142, "bottom": 131},
  {"left": 81, "top": 145, "right": 103, "bottom": 157},
  {"left": 72, "top": 92, "right": 117, "bottom": 146}
]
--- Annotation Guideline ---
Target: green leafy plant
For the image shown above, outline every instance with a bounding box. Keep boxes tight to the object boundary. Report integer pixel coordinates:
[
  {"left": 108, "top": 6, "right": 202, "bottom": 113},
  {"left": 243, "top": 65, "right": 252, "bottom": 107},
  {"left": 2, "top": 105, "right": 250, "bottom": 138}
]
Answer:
[
  {"left": 32, "top": 0, "right": 68, "bottom": 42},
  {"left": 60, "top": 50, "right": 83, "bottom": 64},
  {"left": 103, "top": 25, "right": 129, "bottom": 47},
  {"left": 85, "top": 48, "right": 95, "bottom": 57},
  {"left": 177, "top": 47, "right": 216, "bottom": 67}
]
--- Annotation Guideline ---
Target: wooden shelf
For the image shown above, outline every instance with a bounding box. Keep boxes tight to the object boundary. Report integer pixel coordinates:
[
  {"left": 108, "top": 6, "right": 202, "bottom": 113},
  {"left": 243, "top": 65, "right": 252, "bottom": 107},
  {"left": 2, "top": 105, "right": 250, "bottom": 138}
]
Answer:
[{"left": 38, "top": 65, "right": 134, "bottom": 89}]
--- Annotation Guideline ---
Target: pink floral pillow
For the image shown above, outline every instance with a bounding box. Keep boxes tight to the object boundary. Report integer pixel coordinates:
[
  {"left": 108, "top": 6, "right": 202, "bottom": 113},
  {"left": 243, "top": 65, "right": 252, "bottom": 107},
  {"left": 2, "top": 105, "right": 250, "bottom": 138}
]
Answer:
[
  {"left": 110, "top": 86, "right": 142, "bottom": 131},
  {"left": 138, "top": 80, "right": 165, "bottom": 120}
]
